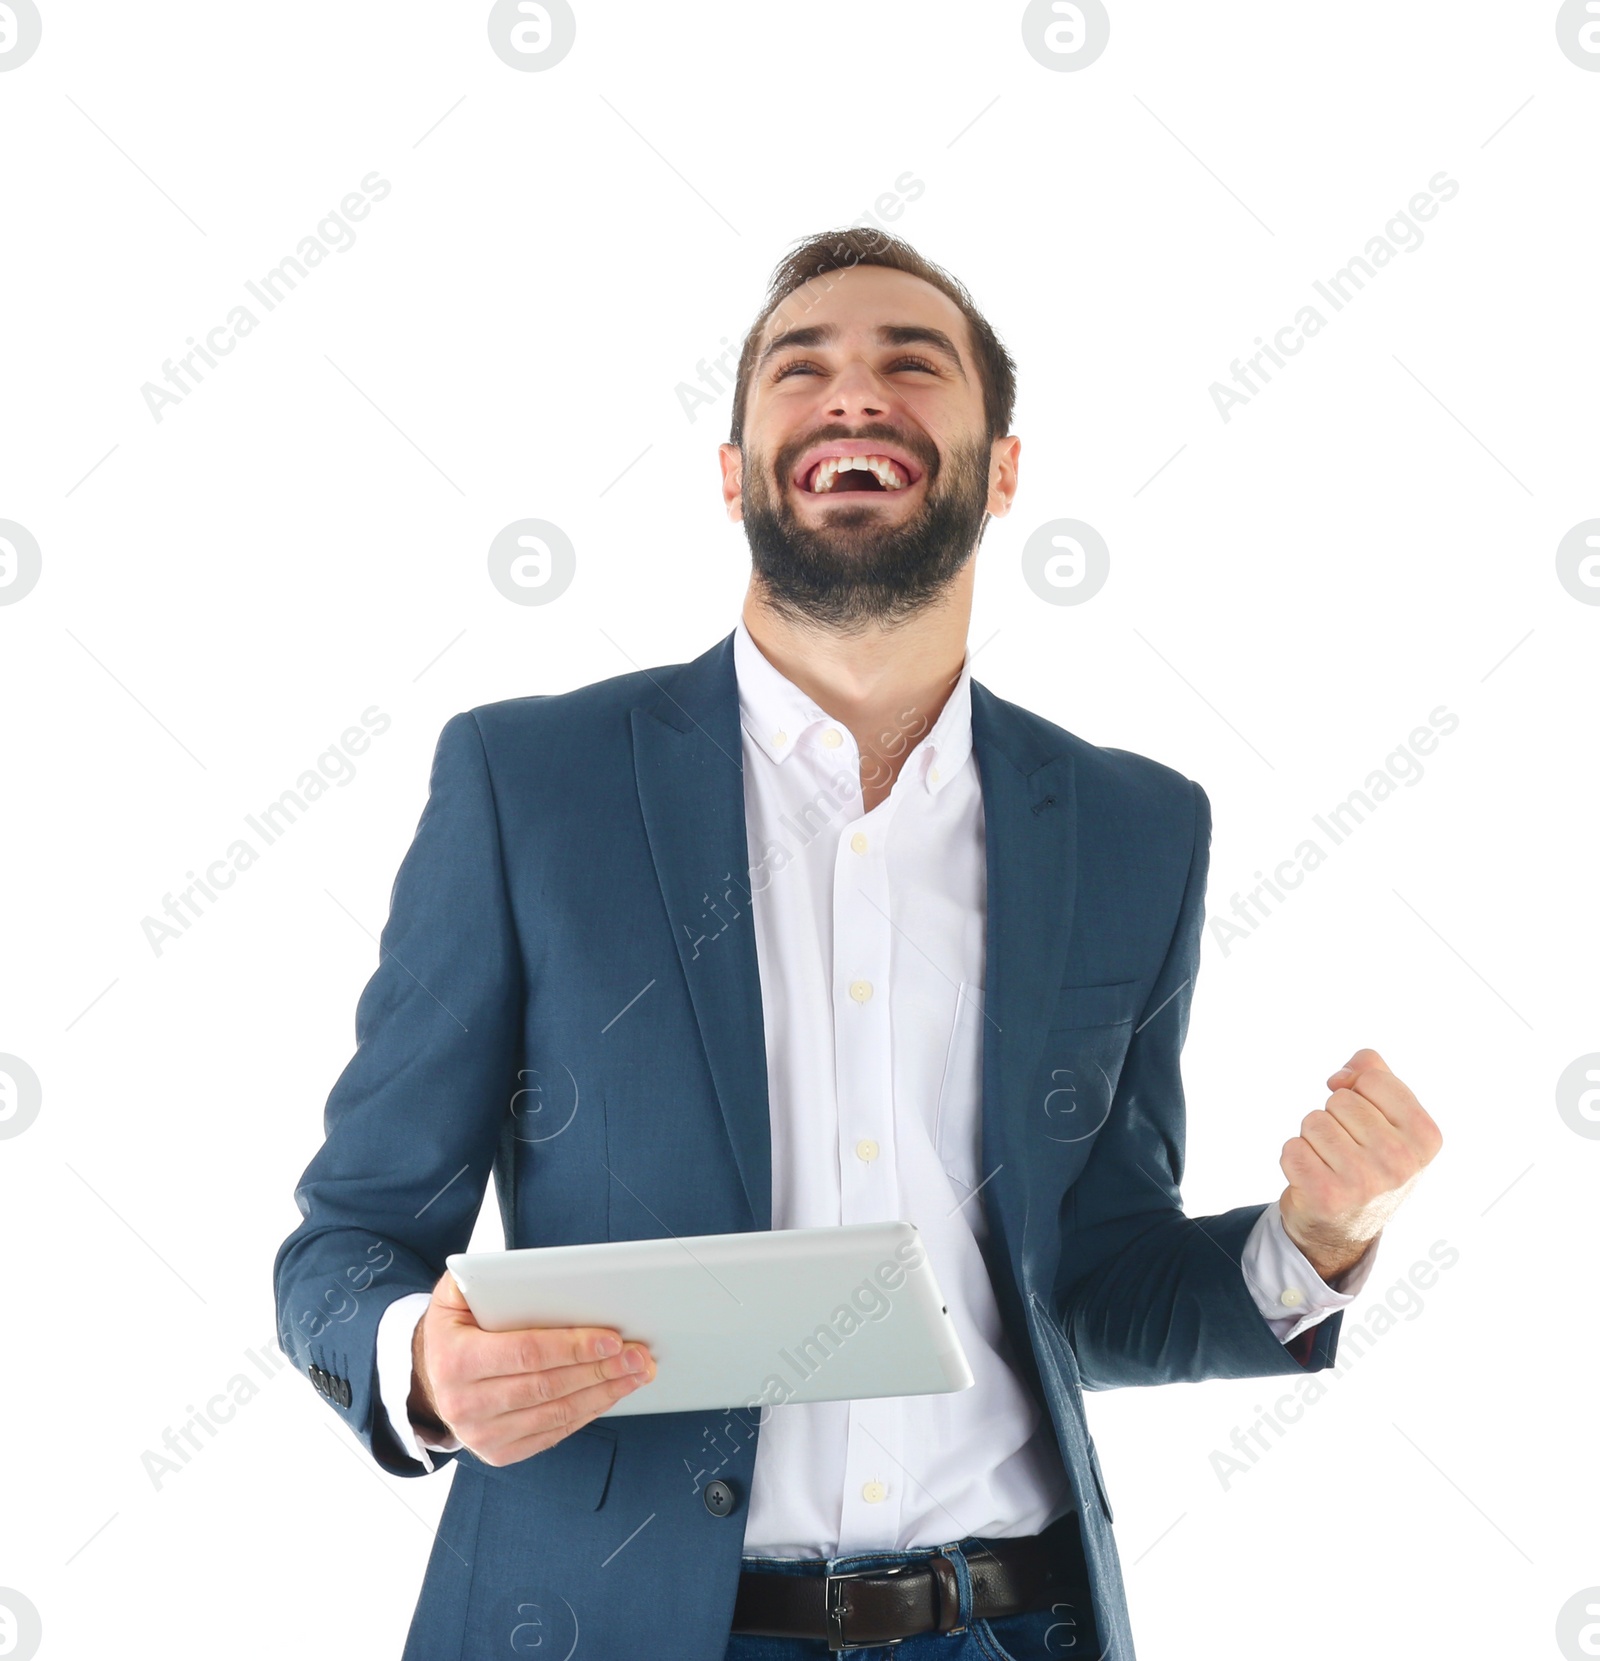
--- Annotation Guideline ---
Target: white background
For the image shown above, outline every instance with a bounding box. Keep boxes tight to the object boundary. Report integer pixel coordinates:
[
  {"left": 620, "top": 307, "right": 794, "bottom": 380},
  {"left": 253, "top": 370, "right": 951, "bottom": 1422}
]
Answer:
[{"left": 2, "top": 3, "right": 1596, "bottom": 1657}]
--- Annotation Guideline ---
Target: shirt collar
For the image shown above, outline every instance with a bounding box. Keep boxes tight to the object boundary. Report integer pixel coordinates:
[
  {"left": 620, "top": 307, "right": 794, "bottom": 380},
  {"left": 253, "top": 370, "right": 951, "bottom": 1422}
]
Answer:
[{"left": 732, "top": 616, "right": 973, "bottom": 796}]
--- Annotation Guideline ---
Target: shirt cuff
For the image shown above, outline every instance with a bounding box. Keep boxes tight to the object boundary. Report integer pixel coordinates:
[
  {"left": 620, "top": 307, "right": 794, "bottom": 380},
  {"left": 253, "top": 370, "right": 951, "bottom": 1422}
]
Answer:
[
  {"left": 376, "top": 1291, "right": 463, "bottom": 1471},
  {"left": 1241, "top": 1203, "right": 1381, "bottom": 1344}
]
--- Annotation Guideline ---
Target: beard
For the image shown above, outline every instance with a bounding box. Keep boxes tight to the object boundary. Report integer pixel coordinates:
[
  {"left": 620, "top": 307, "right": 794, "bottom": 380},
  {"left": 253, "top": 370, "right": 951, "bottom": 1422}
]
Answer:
[{"left": 739, "top": 423, "right": 994, "bottom": 632}]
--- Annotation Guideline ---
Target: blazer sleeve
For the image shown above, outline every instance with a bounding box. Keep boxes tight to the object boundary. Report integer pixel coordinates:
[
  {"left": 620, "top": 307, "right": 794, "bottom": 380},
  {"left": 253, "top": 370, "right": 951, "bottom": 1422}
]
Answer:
[
  {"left": 1052, "top": 777, "right": 1344, "bottom": 1389},
  {"left": 271, "top": 710, "right": 523, "bottom": 1474}
]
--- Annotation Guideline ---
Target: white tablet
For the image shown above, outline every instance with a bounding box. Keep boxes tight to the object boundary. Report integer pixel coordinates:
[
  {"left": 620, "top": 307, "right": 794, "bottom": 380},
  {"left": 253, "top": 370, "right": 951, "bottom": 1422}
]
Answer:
[{"left": 446, "top": 1220, "right": 974, "bottom": 1418}]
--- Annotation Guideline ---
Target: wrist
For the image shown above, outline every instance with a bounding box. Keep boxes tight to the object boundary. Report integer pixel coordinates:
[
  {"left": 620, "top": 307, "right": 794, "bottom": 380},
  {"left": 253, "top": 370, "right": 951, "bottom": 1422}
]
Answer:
[
  {"left": 1280, "top": 1214, "right": 1374, "bottom": 1286},
  {"left": 1305, "top": 1227, "right": 1381, "bottom": 1285},
  {"left": 407, "top": 1315, "right": 447, "bottom": 1435},
  {"left": 1307, "top": 1245, "right": 1367, "bottom": 1285}
]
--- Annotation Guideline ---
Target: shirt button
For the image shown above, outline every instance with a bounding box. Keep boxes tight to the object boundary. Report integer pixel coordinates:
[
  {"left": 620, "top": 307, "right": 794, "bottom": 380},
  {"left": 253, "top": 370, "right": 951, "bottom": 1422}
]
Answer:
[
  {"left": 821, "top": 728, "right": 844, "bottom": 748},
  {"left": 850, "top": 832, "right": 868, "bottom": 855},
  {"left": 930, "top": 766, "right": 940, "bottom": 784},
  {"left": 855, "top": 1138, "right": 879, "bottom": 1163},
  {"left": 849, "top": 980, "right": 874, "bottom": 1004},
  {"left": 861, "top": 1480, "right": 888, "bottom": 1504},
  {"left": 1279, "top": 1288, "right": 1304, "bottom": 1308},
  {"left": 773, "top": 731, "right": 788, "bottom": 747}
]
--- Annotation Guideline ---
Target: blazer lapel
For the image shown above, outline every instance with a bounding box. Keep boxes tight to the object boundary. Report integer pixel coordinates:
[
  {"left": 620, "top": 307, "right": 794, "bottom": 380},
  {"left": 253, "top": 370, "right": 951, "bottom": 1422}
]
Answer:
[
  {"left": 970, "top": 681, "right": 1080, "bottom": 1242},
  {"left": 630, "top": 630, "right": 773, "bottom": 1232}
]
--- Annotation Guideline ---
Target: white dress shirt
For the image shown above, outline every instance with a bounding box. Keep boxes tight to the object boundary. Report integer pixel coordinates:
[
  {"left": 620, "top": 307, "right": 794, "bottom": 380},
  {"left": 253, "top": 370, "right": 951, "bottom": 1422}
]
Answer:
[{"left": 375, "top": 621, "right": 1379, "bottom": 1550}]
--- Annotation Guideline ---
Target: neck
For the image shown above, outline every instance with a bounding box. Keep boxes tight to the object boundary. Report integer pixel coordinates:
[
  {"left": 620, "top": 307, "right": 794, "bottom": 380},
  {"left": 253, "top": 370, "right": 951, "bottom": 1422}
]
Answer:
[{"left": 740, "top": 566, "right": 972, "bottom": 804}]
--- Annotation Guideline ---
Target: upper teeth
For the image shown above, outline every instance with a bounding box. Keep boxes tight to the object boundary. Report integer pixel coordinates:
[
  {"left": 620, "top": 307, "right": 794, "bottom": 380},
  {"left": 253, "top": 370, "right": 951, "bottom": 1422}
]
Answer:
[{"left": 808, "top": 454, "right": 908, "bottom": 492}]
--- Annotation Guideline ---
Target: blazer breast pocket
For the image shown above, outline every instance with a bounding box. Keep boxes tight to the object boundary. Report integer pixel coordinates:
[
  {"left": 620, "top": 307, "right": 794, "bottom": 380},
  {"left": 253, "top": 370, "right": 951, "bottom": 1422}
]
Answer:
[
  {"left": 1047, "top": 977, "right": 1142, "bottom": 1031},
  {"left": 1038, "top": 979, "right": 1142, "bottom": 1149}
]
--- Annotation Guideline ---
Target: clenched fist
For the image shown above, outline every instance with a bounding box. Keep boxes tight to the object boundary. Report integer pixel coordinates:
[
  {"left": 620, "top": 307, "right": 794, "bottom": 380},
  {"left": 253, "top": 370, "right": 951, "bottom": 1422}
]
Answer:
[{"left": 1278, "top": 1048, "right": 1443, "bottom": 1283}]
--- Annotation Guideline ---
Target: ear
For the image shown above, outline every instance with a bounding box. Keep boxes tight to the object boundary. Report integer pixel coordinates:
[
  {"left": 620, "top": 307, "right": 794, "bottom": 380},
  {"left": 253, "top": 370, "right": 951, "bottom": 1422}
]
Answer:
[
  {"left": 985, "top": 435, "right": 1021, "bottom": 518},
  {"left": 718, "top": 442, "right": 744, "bottom": 523}
]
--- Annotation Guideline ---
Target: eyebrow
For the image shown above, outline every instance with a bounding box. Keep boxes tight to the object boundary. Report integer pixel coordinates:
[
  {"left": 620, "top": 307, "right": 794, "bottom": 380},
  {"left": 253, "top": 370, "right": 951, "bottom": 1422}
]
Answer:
[{"left": 756, "top": 322, "right": 968, "bottom": 378}]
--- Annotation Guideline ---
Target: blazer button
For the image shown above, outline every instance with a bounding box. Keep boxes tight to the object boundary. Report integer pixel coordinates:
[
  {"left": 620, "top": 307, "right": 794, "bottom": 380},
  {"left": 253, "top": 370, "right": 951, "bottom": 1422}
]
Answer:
[{"left": 703, "top": 1479, "right": 736, "bottom": 1517}]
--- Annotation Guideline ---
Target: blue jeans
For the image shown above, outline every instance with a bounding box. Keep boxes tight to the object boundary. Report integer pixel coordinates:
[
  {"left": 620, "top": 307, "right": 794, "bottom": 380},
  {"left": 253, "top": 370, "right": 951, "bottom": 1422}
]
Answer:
[{"left": 724, "top": 1534, "right": 1097, "bottom": 1659}]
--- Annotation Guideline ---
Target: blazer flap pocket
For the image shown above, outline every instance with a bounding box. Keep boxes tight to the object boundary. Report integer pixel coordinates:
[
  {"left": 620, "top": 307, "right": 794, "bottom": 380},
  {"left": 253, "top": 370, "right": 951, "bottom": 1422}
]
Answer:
[
  {"left": 470, "top": 1425, "right": 617, "bottom": 1509},
  {"left": 1049, "top": 978, "right": 1141, "bottom": 1030}
]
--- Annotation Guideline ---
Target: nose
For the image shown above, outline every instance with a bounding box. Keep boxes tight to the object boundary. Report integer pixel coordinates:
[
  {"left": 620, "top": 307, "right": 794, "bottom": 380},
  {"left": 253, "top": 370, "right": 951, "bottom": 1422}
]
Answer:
[{"left": 825, "top": 358, "right": 889, "bottom": 422}]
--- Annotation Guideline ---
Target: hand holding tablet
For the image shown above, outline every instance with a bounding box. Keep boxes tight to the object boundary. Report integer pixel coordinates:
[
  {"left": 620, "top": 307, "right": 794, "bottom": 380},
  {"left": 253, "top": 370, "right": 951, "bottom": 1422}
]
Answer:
[{"left": 407, "top": 1267, "right": 658, "bottom": 1468}]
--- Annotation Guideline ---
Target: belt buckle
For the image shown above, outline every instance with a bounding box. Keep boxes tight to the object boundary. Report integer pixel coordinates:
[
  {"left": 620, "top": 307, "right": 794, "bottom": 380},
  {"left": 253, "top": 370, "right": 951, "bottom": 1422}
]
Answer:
[{"left": 823, "top": 1560, "right": 917, "bottom": 1653}]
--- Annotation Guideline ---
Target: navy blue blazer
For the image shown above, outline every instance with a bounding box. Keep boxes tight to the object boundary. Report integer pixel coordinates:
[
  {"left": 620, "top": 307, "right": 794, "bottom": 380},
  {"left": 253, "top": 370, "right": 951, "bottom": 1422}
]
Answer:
[{"left": 273, "top": 628, "right": 1342, "bottom": 1660}]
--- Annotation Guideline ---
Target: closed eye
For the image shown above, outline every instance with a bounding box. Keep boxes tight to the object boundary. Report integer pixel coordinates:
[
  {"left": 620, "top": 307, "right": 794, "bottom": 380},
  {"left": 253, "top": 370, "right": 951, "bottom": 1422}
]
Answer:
[{"left": 772, "top": 355, "right": 942, "bottom": 382}]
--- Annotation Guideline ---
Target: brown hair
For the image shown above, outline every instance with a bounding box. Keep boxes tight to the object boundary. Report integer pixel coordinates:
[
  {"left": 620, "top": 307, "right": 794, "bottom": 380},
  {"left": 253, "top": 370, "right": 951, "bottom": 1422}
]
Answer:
[{"left": 729, "top": 228, "right": 1017, "bottom": 448}]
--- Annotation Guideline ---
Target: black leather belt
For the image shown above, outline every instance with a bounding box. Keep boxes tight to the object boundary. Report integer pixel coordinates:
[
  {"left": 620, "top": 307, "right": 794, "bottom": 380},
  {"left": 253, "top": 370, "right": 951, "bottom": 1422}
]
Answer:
[{"left": 731, "top": 1510, "right": 1092, "bottom": 1653}]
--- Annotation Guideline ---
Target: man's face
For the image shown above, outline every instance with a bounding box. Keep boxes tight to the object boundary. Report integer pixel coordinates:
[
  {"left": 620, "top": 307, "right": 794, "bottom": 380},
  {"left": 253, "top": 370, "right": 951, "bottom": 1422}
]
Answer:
[{"left": 720, "top": 264, "right": 1018, "bottom": 630}]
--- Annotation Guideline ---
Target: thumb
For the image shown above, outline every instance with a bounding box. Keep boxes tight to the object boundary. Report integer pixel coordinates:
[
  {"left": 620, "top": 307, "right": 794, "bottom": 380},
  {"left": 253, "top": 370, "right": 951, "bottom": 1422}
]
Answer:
[
  {"left": 1329, "top": 1046, "right": 1388, "bottom": 1086},
  {"left": 431, "top": 1265, "right": 477, "bottom": 1324}
]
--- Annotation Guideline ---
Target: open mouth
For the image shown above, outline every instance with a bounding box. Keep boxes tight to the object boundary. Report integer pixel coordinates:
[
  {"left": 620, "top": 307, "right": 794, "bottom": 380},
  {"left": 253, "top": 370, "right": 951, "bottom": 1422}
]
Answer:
[{"left": 792, "top": 446, "right": 925, "bottom": 497}]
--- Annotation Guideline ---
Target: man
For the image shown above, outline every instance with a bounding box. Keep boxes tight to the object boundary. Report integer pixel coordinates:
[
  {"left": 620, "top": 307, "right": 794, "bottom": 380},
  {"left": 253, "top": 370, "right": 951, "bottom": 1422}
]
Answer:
[{"left": 274, "top": 230, "right": 1442, "bottom": 1660}]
